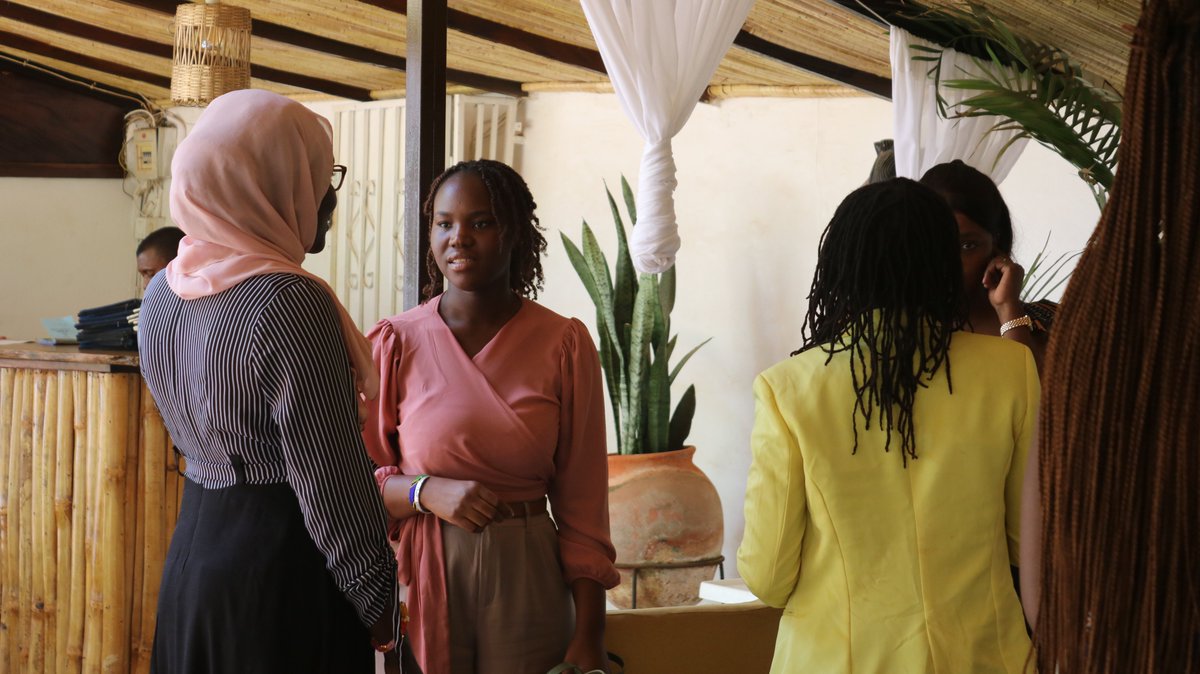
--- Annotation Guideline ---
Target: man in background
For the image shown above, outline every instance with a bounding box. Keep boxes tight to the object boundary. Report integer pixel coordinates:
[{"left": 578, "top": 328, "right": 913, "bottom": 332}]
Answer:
[{"left": 136, "top": 226, "right": 185, "bottom": 288}]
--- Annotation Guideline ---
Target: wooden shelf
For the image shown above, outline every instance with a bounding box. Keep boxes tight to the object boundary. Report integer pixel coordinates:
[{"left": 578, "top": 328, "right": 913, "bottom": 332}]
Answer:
[{"left": 0, "top": 343, "right": 139, "bottom": 373}]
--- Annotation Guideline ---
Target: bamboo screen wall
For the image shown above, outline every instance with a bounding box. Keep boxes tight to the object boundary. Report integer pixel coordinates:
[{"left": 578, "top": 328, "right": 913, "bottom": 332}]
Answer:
[{"left": 0, "top": 368, "right": 184, "bottom": 674}]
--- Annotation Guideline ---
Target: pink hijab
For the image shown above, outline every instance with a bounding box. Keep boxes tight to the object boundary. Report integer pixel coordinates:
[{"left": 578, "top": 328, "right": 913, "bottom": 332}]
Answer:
[{"left": 166, "top": 89, "right": 378, "bottom": 401}]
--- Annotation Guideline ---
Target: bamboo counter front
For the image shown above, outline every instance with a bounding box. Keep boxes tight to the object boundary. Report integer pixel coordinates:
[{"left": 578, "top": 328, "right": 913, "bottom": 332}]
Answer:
[{"left": 0, "top": 344, "right": 185, "bottom": 674}]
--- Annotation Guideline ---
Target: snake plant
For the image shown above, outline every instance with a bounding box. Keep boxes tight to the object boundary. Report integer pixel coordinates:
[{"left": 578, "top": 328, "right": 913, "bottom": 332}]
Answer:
[{"left": 561, "top": 177, "right": 710, "bottom": 455}]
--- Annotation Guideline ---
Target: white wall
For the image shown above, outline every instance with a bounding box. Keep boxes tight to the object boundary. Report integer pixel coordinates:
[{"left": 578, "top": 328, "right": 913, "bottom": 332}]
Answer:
[
  {"left": 0, "top": 178, "right": 135, "bottom": 339},
  {"left": 517, "top": 91, "right": 1100, "bottom": 575},
  {"left": 0, "top": 91, "right": 1102, "bottom": 576},
  {"left": 0, "top": 103, "right": 328, "bottom": 342}
]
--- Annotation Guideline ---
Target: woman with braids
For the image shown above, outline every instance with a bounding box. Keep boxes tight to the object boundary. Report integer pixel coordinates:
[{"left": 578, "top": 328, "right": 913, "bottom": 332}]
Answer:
[
  {"left": 920, "top": 159, "right": 1057, "bottom": 372},
  {"left": 738, "top": 178, "right": 1039, "bottom": 673},
  {"left": 1023, "top": 1, "right": 1200, "bottom": 672},
  {"left": 363, "top": 159, "right": 618, "bottom": 674}
]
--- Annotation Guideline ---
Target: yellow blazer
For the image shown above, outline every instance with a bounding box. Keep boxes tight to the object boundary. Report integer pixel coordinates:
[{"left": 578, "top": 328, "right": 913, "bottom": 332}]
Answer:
[{"left": 738, "top": 332, "right": 1037, "bottom": 674}]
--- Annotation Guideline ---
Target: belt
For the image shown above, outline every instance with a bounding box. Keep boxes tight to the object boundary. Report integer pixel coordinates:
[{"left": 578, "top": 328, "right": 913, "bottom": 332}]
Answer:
[{"left": 500, "top": 497, "right": 547, "bottom": 518}]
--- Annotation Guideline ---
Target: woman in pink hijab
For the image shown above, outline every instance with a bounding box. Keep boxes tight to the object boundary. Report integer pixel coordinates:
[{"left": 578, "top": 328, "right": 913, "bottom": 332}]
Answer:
[{"left": 138, "top": 89, "right": 397, "bottom": 673}]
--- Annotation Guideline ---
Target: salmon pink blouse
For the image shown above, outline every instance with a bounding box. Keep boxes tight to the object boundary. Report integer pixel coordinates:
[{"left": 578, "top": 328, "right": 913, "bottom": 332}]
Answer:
[{"left": 364, "top": 296, "right": 619, "bottom": 674}]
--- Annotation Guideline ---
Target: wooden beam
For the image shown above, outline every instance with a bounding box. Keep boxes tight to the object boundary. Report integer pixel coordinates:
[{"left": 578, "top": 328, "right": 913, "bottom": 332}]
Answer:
[
  {"left": 0, "top": 29, "right": 171, "bottom": 89},
  {"left": 0, "top": 162, "right": 123, "bottom": 178},
  {"left": 0, "top": 3, "right": 168, "bottom": 55},
  {"left": 253, "top": 67, "right": 373, "bottom": 101},
  {"left": 117, "top": 0, "right": 524, "bottom": 96},
  {"left": 443, "top": 7, "right": 606, "bottom": 73},
  {"left": 0, "top": 2, "right": 374, "bottom": 99},
  {"left": 361, "top": 0, "right": 606, "bottom": 74},
  {"left": 0, "top": 49, "right": 145, "bottom": 105},
  {"left": 113, "top": 0, "right": 405, "bottom": 69},
  {"left": 433, "top": 66, "right": 524, "bottom": 97},
  {"left": 824, "top": 0, "right": 895, "bottom": 26},
  {"left": 403, "top": 0, "right": 446, "bottom": 308},
  {"left": 733, "top": 30, "right": 891, "bottom": 99},
  {"left": 824, "top": 0, "right": 1018, "bottom": 68}
]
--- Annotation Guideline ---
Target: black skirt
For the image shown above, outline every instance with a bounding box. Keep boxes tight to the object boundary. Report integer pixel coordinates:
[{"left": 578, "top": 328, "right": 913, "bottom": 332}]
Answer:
[{"left": 152, "top": 466, "right": 373, "bottom": 674}]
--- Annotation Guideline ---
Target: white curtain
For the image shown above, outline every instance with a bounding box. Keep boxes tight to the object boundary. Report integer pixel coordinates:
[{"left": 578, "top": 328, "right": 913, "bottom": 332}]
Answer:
[
  {"left": 891, "top": 27, "right": 1029, "bottom": 183},
  {"left": 581, "top": 0, "right": 757, "bottom": 274}
]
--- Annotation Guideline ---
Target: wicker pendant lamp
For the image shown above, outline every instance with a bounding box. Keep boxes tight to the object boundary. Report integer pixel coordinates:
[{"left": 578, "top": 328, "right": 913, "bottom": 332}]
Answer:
[{"left": 171, "top": 0, "right": 251, "bottom": 106}]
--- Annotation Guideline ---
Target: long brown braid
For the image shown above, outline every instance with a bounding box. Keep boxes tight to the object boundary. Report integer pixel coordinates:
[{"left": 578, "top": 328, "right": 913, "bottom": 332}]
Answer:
[
  {"left": 1035, "top": 1, "right": 1200, "bottom": 671},
  {"left": 420, "top": 159, "right": 547, "bottom": 300}
]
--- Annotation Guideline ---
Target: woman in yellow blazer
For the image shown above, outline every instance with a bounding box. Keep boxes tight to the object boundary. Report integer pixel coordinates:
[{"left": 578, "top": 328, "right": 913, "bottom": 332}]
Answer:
[{"left": 738, "top": 178, "right": 1037, "bottom": 674}]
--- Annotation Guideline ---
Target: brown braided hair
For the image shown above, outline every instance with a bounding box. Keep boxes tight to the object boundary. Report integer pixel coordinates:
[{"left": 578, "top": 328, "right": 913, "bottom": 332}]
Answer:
[
  {"left": 1035, "top": 1, "right": 1200, "bottom": 671},
  {"left": 420, "top": 159, "right": 547, "bottom": 300}
]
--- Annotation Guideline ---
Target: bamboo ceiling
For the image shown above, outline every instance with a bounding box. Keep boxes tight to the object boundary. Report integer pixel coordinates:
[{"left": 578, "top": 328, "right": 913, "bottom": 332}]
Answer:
[{"left": 0, "top": 0, "right": 1140, "bottom": 106}]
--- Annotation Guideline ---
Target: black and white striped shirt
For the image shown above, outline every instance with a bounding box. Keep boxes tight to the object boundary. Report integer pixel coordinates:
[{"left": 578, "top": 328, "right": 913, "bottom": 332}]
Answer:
[{"left": 139, "top": 272, "right": 395, "bottom": 626}]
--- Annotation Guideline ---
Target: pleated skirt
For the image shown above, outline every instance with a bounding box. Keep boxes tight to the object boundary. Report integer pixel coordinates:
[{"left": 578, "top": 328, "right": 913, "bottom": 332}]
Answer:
[{"left": 151, "top": 475, "right": 373, "bottom": 674}]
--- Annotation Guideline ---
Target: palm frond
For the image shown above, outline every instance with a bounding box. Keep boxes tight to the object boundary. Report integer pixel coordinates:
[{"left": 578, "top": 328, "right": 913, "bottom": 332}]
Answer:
[
  {"left": 1021, "top": 232, "right": 1083, "bottom": 302},
  {"left": 903, "top": 2, "right": 1122, "bottom": 209}
]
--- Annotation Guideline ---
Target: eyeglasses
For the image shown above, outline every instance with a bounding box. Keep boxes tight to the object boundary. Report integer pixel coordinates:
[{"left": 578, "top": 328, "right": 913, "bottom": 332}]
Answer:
[{"left": 331, "top": 164, "right": 347, "bottom": 192}]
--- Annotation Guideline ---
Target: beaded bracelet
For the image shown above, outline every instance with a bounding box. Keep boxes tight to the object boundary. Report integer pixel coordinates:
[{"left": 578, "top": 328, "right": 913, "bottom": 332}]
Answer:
[{"left": 409, "top": 474, "right": 431, "bottom": 513}]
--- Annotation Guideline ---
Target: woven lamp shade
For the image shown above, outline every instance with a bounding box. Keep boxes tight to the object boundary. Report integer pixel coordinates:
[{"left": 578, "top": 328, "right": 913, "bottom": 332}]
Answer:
[{"left": 171, "top": 1, "right": 251, "bottom": 106}]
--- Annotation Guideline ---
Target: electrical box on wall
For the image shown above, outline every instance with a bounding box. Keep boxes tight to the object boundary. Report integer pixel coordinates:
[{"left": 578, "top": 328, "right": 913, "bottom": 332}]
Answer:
[{"left": 130, "top": 128, "right": 158, "bottom": 180}]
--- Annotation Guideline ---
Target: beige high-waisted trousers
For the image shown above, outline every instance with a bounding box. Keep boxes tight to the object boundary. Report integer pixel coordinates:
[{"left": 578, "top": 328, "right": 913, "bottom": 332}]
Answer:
[{"left": 440, "top": 509, "right": 575, "bottom": 674}]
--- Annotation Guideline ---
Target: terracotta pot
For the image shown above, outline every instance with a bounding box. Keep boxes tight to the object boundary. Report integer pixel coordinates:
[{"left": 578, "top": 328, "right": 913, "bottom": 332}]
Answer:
[{"left": 606, "top": 446, "right": 724, "bottom": 608}]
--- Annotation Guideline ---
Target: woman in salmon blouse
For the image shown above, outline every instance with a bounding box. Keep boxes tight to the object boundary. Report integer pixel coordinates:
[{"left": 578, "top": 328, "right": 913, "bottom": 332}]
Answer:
[
  {"left": 738, "top": 178, "right": 1038, "bottom": 673},
  {"left": 363, "top": 159, "right": 619, "bottom": 674}
]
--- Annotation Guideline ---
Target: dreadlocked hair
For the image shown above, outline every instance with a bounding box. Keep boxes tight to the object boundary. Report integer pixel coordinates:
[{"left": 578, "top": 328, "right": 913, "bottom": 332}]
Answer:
[
  {"left": 796, "top": 178, "right": 964, "bottom": 466},
  {"left": 1035, "top": 1, "right": 1200, "bottom": 672},
  {"left": 421, "top": 159, "right": 547, "bottom": 300}
]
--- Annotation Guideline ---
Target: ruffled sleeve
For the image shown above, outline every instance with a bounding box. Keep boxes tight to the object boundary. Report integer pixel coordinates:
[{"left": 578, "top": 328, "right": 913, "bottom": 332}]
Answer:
[
  {"left": 362, "top": 317, "right": 451, "bottom": 674},
  {"left": 549, "top": 318, "right": 620, "bottom": 588},
  {"left": 363, "top": 319, "right": 402, "bottom": 468}
]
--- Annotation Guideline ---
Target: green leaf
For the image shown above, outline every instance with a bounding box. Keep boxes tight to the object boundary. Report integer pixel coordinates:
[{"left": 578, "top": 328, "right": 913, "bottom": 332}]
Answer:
[
  {"left": 619, "top": 322, "right": 634, "bottom": 454},
  {"left": 621, "top": 175, "right": 637, "bottom": 226},
  {"left": 1020, "top": 231, "right": 1083, "bottom": 302},
  {"left": 626, "top": 278, "right": 656, "bottom": 453},
  {"left": 1024, "top": 248, "right": 1082, "bottom": 301},
  {"left": 562, "top": 223, "right": 632, "bottom": 452},
  {"left": 668, "top": 384, "right": 697, "bottom": 453},
  {"left": 560, "top": 230, "right": 602, "bottom": 310},
  {"left": 579, "top": 222, "right": 627, "bottom": 370},
  {"left": 646, "top": 338, "right": 671, "bottom": 454},
  {"left": 606, "top": 182, "right": 637, "bottom": 352},
  {"left": 580, "top": 222, "right": 614, "bottom": 312},
  {"left": 649, "top": 273, "right": 668, "bottom": 352},
  {"left": 659, "top": 264, "right": 676, "bottom": 317},
  {"left": 596, "top": 325, "right": 621, "bottom": 443},
  {"left": 669, "top": 337, "right": 712, "bottom": 386},
  {"left": 1021, "top": 232, "right": 1052, "bottom": 286},
  {"left": 664, "top": 334, "right": 678, "bottom": 365}
]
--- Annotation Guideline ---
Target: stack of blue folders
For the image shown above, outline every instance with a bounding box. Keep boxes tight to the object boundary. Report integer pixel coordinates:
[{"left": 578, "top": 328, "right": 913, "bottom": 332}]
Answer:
[{"left": 75, "top": 299, "right": 141, "bottom": 350}]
